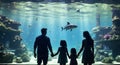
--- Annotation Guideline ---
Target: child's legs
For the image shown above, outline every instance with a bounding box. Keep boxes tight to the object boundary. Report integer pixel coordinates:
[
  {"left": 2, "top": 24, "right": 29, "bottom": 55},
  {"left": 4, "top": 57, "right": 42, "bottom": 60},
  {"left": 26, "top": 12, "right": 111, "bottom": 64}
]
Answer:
[
  {"left": 83, "top": 63, "right": 92, "bottom": 65},
  {"left": 60, "top": 63, "right": 66, "bottom": 65}
]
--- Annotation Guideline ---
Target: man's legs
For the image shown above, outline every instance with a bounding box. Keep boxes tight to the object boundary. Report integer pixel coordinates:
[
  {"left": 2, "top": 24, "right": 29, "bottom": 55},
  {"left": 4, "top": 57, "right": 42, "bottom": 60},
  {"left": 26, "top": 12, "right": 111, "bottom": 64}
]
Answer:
[
  {"left": 37, "top": 57, "right": 42, "bottom": 65},
  {"left": 88, "top": 63, "right": 92, "bottom": 65},
  {"left": 43, "top": 56, "right": 48, "bottom": 65}
]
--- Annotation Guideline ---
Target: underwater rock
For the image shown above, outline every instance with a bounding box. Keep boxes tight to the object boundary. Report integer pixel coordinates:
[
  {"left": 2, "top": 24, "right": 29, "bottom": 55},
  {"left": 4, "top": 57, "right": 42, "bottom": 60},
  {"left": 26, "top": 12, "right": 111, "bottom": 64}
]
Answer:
[
  {"left": 0, "top": 15, "right": 21, "bottom": 29},
  {"left": 92, "top": 26, "right": 101, "bottom": 33},
  {"left": 102, "top": 57, "right": 114, "bottom": 63},
  {"left": 15, "top": 43, "right": 31, "bottom": 62},
  {"left": 109, "top": 19, "right": 120, "bottom": 35},
  {"left": 95, "top": 49, "right": 112, "bottom": 62},
  {"left": 0, "top": 43, "right": 4, "bottom": 51},
  {"left": 16, "top": 57, "right": 23, "bottom": 63},
  {"left": 112, "top": 19, "right": 120, "bottom": 27},
  {"left": 0, "top": 51, "right": 15, "bottom": 63},
  {"left": 0, "top": 15, "right": 22, "bottom": 49},
  {"left": 96, "top": 40, "right": 120, "bottom": 58},
  {"left": 92, "top": 26, "right": 111, "bottom": 40},
  {"left": 112, "top": 8, "right": 120, "bottom": 19},
  {"left": 115, "top": 55, "right": 120, "bottom": 62},
  {"left": 110, "top": 34, "right": 120, "bottom": 40},
  {"left": 95, "top": 54, "right": 104, "bottom": 61},
  {"left": 0, "top": 43, "right": 15, "bottom": 63},
  {"left": 15, "top": 47, "right": 27, "bottom": 57},
  {"left": 21, "top": 53, "right": 30, "bottom": 62},
  {"left": 94, "top": 12, "right": 120, "bottom": 59}
]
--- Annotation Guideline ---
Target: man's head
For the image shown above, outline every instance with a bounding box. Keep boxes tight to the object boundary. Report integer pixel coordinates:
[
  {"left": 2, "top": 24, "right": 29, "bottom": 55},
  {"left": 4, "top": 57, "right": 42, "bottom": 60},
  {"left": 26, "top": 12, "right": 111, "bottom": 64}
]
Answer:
[{"left": 41, "top": 28, "right": 47, "bottom": 36}]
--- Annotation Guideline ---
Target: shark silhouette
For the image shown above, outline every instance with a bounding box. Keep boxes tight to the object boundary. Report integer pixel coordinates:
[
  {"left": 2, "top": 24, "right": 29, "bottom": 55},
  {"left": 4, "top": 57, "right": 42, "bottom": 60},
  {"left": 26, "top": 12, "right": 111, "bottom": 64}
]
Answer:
[{"left": 61, "top": 22, "right": 78, "bottom": 31}]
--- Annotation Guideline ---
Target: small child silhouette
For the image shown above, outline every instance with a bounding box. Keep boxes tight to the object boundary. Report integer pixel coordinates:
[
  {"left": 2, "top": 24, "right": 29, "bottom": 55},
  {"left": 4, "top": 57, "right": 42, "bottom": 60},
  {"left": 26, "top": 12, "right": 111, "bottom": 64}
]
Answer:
[
  {"left": 69, "top": 48, "right": 78, "bottom": 65},
  {"left": 52, "top": 40, "right": 69, "bottom": 65}
]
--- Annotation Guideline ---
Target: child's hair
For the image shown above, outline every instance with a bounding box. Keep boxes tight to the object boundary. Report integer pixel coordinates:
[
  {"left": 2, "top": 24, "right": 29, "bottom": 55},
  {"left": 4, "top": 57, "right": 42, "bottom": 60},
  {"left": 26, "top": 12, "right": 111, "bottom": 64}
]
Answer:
[
  {"left": 60, "top": 40, "right": 67, "bottom": 47},
  {"left": 71, "top": 48, "right": 76, "bottom": 55}
]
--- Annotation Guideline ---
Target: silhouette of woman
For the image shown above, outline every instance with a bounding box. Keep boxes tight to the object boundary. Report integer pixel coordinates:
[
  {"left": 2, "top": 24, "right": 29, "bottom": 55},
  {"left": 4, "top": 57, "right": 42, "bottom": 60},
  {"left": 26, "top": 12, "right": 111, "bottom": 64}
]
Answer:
[
  {"left": 69, "top": 48, "right": 78, "bottom": 65},
  {"left": 53, "top": 40, "right": 69, "bottom": 65},
  {"left": 78, "top": 31, "right": 94, "bottom": 65}
]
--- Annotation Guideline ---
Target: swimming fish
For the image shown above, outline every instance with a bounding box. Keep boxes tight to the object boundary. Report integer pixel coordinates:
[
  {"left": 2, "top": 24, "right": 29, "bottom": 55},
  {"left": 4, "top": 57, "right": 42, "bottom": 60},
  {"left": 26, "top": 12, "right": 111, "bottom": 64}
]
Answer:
[{"left": 61, "top": 22, "right": 78, "bottom": 31}]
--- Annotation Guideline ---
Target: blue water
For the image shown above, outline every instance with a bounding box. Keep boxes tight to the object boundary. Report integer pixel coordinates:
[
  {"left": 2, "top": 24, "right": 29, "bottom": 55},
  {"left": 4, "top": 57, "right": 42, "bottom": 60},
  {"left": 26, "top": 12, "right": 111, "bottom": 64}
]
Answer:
[{"left": 0, "top": 2, "right": 112, "bottom": 52}]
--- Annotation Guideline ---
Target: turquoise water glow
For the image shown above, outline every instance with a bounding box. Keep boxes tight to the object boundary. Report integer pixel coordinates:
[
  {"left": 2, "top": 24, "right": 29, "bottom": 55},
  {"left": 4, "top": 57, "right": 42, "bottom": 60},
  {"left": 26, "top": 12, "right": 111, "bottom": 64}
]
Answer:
[{"left": 0, "top": 2, "right": 112, "bottom": 52}]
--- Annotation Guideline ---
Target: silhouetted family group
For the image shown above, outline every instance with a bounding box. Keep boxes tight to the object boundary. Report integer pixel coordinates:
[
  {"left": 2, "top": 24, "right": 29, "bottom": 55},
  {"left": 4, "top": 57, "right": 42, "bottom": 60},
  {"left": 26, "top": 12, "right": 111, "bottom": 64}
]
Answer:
[{"left": 34, "top": 28, "right": 94, "bottom": 65}]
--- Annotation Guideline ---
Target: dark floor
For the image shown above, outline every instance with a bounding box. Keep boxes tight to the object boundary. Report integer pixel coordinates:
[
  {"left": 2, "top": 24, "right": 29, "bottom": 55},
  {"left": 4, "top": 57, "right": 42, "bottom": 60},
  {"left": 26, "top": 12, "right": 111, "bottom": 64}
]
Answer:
[{"left": 0, "top": 64, "right": 117, "bottom": 65}]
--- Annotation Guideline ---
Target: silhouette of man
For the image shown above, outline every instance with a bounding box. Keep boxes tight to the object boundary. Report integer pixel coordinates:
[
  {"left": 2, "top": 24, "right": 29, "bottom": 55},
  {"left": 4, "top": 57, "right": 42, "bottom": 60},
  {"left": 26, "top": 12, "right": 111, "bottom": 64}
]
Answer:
[{"left": 34, "top": 28, "right": 53, "bottom": 65}]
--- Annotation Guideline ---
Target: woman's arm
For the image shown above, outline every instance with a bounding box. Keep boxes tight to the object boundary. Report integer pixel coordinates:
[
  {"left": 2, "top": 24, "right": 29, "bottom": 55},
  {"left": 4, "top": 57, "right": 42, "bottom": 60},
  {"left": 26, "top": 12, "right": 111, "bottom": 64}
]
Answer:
[{"left": 78, "top": 40, "right": 84, "bottom": 56}]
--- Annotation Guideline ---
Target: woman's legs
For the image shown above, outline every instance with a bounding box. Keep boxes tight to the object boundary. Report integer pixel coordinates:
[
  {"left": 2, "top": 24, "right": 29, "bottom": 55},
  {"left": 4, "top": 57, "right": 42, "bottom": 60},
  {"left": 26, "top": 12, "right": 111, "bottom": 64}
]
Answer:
[
  {"left": 84, "top": 63, "right": 87, "bottom": 65},
  {"left": 60, "top": 63, "right": 62, "bottom": 65},
  {"left": 84, "top": 63, "right": 92, "bottom": 65},
  {"left": 63, "top": 63, "right": 66, "bottom": 65},
  {"left": 60, "top": 63, "right": 66, "bottom": 65}
]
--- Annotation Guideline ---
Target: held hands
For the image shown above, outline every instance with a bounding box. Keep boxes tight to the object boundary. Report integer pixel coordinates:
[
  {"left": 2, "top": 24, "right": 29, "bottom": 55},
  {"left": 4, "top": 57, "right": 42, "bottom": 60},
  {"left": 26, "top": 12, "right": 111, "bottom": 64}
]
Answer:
[
  {"left": 51, "top": 53, "right": 54, "bottom": 57},
  {"left": 51, "top": 53, "right": 56, "bottom": 57},
  {"left": 77, "top": 52, "right": 81, "bottom": 58}
]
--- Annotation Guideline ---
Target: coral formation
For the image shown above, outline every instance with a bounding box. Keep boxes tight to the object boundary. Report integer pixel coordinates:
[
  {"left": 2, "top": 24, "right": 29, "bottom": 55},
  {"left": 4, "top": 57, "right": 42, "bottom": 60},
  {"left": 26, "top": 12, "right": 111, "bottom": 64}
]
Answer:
[
  {"left": 0, "top": 52, "right": 15, "bottom": 63},
  {"left": 115, "top": 55, "right": 120, "bottom": 62},
  {"left": 93, "top": 9, "right": 120, "bottom": 62},
  {"left": 15, "top": 57, "right": 23, "bottom": 63},
  {"left": 0, "top": 15, "right": 30, "bottom": 63},
  {"left": 102, "top": 57, "right": 114, "bottom": 63}
]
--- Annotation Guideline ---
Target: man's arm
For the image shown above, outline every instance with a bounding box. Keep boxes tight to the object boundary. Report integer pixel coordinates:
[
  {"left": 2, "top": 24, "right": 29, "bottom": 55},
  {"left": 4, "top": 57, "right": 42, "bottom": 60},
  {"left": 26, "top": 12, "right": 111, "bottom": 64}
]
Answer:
[{"left": 47, "top": 38, "right": 53, "bottom": 54}]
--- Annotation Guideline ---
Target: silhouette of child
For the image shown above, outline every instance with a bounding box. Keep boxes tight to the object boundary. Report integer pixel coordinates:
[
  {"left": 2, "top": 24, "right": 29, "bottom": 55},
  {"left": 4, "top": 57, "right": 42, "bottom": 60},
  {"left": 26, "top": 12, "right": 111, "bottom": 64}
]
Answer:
[
  {"left": 69, "top": 48, "right": 78, "bottom": 65},
  {"left": 53, "top": 40, "right": 69, "bottom": 65}
]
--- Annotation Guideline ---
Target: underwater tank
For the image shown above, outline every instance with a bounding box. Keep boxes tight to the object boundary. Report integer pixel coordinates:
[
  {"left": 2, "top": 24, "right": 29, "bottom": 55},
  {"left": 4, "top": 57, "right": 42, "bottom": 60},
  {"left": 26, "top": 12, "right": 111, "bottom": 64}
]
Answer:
[{"left": 0, "top": 1, "right": 120, "bottom": 64}]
